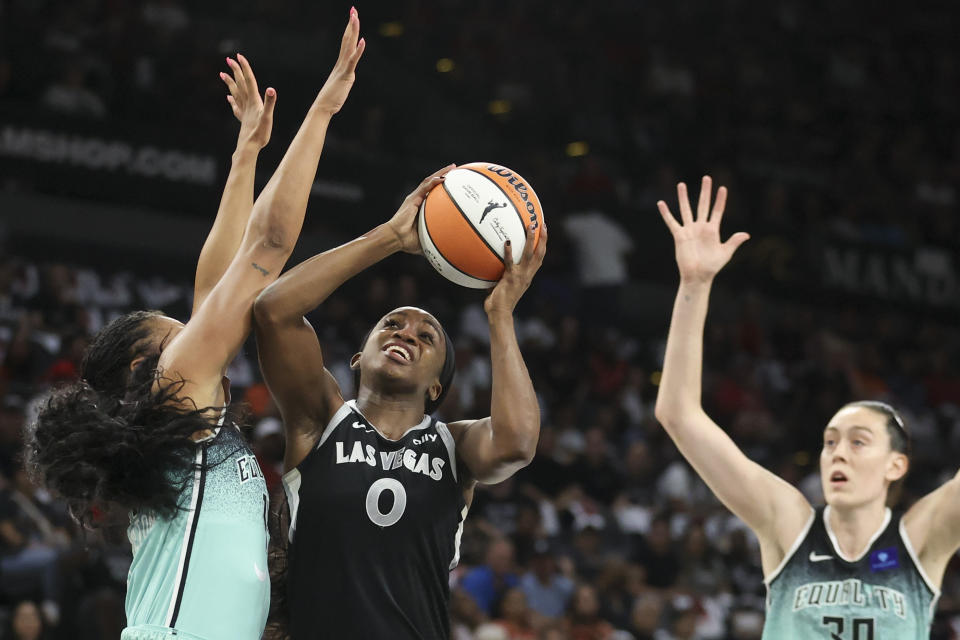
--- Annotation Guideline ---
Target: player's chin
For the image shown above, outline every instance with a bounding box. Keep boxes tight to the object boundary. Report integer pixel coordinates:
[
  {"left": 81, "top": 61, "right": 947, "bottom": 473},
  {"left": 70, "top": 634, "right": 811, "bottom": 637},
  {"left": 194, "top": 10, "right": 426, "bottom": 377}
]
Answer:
[
  {"left": 372, "top": 359, "right": 419, "bottom": 384},
  {"left": 823, "top": 489, "right": 858, "bottom": 509}
]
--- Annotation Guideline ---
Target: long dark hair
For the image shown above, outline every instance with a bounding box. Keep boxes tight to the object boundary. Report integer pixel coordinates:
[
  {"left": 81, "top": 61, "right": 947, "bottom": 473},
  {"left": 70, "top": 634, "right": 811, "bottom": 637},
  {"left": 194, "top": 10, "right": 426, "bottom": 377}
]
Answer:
[{"left": 26, "top": 310, "right": 225, "bottom": 526}]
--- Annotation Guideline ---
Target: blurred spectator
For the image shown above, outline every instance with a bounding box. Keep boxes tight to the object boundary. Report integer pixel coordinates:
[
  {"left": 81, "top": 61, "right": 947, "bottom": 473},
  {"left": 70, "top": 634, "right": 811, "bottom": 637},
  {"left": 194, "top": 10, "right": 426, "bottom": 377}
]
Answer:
[
  {"left": 655, "top": 595, "right": 700, "bottom": 640},
  {"left": 520, "top": 540, "right": 574, "bottom": 619},
  {"left": 565, "top": 583, "right": 625, "bottom": 640},
  {"left": 450, "top": 588, "right": 488, "bottom": 640},
  {"left": 633, "top": 515, "right": 680, "bottom": 590},
  {"left": 460, "top": 537, "right": 521, "bottom": 617},
  {"left": 676, "top": 523, "right": 728, "bottom": 596},
  {"left": 492, "top": 587, "right": 537, "bottom": 640},
  {"left": 630, "top": 592, "right": 665, "bottom": 640},
  {"left": 571, "top": 428, "right": 623, "bottom": 506},
  {"left": 562, "top": 211, "right": 633, "bottom": 288},
  {"left": 474, "top": 623, "right": 510, "bottom": 640},
  {"left": 2, "top": 600, "right": 49, "bottom": 640},
  {"left": 517, "top": 427, "right": 571, "bottom": 500},
  {"left": 0, "top": 472, "right": 64, "bottom": 625}
]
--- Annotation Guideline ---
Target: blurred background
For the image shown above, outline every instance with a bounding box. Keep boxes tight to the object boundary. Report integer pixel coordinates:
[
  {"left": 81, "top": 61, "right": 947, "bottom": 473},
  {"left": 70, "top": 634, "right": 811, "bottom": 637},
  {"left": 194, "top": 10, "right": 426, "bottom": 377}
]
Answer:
[{"left": 0, "top": 0, "right": 958, "bottom": 638}]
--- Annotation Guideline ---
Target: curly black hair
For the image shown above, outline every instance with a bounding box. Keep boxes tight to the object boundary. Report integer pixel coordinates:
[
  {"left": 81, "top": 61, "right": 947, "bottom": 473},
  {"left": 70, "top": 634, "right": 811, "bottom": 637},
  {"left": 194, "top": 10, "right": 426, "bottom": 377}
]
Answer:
[{"left": 26, "top": 310, "right": 227, "bottom": 526}]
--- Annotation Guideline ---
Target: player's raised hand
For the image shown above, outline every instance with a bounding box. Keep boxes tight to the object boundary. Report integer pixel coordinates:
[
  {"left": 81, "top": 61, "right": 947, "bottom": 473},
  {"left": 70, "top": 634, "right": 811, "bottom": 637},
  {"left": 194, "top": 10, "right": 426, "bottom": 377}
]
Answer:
[
  {"left": 315, "top": 6, "right": 366, "bottom": 115},
  {"left": 386, "top": 165, "right": 456, "bottom": 254},
  {"left": 484, "top": 222, "right": 548, "bottom": 317},
  {"left": 221, "top": 54, "right": 276, "bottom": 150},
  {"left": 657, "top": 176, "right": 749, "bottom": 284}
]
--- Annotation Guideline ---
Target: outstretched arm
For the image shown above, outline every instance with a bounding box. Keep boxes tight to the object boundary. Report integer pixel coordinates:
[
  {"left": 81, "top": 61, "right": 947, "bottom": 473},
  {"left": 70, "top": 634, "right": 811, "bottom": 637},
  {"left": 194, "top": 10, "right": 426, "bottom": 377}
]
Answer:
[
  {"left": 254, "top": 168, "right": 452, "bottom": 469},
  {"left": 449, "top": 223, "right": 548, "bottom": 485},
  {"left": 653, "top": 177, "right": 810, "bottom": 575},
  {"left": 903, "top": 469, "right": 960, "bottom": 587},
  {"left": 159, "top": 10, "right": 366, "bottom": 407},
  {"left": 193, "top": 54, "right": 277, "bottom": 314}
]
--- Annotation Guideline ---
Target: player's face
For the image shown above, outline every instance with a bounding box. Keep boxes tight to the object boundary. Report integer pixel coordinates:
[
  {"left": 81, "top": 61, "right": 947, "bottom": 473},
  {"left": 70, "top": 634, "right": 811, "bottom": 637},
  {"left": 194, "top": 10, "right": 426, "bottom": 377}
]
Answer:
[
  {"left": 358, "top": 307, "right": 446, "bottom": 397},
  {"left": 820, "top": 406, "right": 907, "bottom": 509}
]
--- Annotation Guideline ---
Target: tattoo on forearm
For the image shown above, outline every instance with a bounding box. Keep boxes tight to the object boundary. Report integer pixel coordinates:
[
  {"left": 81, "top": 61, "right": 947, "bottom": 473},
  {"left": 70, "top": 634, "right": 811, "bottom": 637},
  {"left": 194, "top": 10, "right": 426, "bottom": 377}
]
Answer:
[{"left": 252, "top": 262, "right": 270, "bottom": 276}]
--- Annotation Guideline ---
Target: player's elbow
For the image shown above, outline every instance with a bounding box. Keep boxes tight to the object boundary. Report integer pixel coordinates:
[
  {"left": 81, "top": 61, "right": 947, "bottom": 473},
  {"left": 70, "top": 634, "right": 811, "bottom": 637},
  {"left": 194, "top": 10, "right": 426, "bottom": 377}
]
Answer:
[
  {"left": 253, "top": 285, "right": 287, "bottom": 326},
  {"left": 502, "top": 444, "right": 536, "bottom": 469},
  {"left": 653, "top": 399, "right": 675, "bottom": 426},
  {"left": 654, "top": 399, "right": 693, "bottom": 433},
  {"left": 497, "top": 422, "right": 539, "bottom": 467},
  {"left": 654, "top": 388, "right": 694, "bottom": 425},
  {"left": 249, "top": 207, "right": 296, "bottom": 254},
  {"left": 474, "top": 449, "right": 534, "bottom": 485}
]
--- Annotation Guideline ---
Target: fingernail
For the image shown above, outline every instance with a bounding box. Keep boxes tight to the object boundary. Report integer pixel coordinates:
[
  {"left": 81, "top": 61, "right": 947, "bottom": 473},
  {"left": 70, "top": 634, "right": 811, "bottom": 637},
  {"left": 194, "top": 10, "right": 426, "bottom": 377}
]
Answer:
[
  {"left": 219, "top": 72, "right": 226, "bottom": 79},
  {"left": 226, "top": 57, "right": 233, "bottom": 65},
  {"left": 350, "top": 6, "right": 356, "bottom": 15},
  {"left": 359, "top": 37, "right": 365, "bottom": 46}
]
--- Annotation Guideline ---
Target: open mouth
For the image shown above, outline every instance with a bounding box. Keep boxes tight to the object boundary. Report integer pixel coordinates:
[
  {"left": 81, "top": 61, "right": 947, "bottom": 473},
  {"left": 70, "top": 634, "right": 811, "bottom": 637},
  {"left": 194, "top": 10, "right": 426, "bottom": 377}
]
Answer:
[
  {"left": 829, "top": 471, "right": 848, "bottom": 485},
  {"left": 383, "top": 343, "right": 413, "bottom": 363}
]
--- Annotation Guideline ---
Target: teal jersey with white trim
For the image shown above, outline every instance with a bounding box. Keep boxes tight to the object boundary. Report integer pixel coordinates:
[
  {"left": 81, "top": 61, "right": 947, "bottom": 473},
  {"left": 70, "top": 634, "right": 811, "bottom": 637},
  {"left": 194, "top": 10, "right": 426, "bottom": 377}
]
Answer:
[
  {"left": 763, "top": 506, "right": 938, "bottom": 640},
  {"left": 122, "top": 424, "right": 270, "bottom": 640}
]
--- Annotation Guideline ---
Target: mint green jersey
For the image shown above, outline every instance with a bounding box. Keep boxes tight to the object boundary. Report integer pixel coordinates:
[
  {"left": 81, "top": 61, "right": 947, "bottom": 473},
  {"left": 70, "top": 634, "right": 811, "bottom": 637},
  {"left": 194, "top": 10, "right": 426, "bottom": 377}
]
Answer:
[
  {"left": 122, "top": 424, "right": 270, "bottom": 640},
  {"left": 763, "top": 506, "right": 938, "bottom": 640}
]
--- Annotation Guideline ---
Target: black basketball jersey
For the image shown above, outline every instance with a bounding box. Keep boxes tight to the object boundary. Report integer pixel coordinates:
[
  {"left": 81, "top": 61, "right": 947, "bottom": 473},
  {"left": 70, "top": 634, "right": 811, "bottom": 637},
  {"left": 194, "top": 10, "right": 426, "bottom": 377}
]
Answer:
[
  {"left": 763, "top": 506, "right": 939, "bottom": 639},
  {"left": 282, "top": 400, "right": 468, "bottom": 640}
]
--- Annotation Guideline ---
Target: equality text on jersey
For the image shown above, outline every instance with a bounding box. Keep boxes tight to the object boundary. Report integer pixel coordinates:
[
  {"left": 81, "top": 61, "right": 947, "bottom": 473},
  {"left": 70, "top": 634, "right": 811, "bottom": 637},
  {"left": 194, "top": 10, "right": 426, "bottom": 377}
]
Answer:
[{"left": 792, "top": 579, "right": 908, "bottom": 620}]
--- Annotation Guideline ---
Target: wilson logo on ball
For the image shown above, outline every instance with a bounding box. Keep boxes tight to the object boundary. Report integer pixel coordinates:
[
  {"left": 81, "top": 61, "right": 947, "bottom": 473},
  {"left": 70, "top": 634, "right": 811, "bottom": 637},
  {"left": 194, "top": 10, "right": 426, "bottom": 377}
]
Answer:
[
  {"left": 486, "top": 165, "right": 539, "bottom": 229},
  {"left": 418, "top": 162, "right": 544, "bottom": 289}
]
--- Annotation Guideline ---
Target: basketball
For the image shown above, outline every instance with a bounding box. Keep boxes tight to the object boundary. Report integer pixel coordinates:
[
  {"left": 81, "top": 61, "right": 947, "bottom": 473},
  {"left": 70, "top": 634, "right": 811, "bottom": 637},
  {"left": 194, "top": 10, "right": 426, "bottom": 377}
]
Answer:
[{"left": 418, "top": 162, "right": 544, "bottom": 289}]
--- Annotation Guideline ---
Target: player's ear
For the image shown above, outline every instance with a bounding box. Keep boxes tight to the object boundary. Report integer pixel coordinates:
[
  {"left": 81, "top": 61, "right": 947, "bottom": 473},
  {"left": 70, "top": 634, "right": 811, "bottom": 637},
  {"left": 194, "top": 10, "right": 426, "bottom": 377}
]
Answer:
[
  {"left": 350, "top": 352, "right": 362, "bottom": 370},
  {"left": 886, "top": 452, "right": 908, "bottom": 482},
  {"left": 129, "top": 356, "right": 146, "bottom": 372},
  {"left": 427, "top": 377, "right": 442, "bottom": 403}
]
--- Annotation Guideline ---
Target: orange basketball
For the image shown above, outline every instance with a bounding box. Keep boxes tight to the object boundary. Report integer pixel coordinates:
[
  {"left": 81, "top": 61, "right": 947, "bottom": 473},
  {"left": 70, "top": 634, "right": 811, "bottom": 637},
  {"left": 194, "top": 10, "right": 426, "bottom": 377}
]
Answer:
[{"left": 418, "top": 162, "right": 544, "bottom": 288}]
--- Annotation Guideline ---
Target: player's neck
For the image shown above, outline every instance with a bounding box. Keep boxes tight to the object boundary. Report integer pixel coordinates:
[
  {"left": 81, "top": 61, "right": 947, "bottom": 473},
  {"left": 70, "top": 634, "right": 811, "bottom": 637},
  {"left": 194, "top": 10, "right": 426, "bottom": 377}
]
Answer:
[
  {"left": 355, "top": 390, "right": 426, "bottom": 438},
  {"left": 827, "top": 499, "right": 889, "bottom": 559}
]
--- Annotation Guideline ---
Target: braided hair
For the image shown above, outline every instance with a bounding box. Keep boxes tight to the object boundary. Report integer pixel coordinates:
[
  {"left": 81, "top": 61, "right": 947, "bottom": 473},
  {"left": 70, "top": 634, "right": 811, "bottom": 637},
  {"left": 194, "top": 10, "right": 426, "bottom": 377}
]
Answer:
[{"left": 26, "top": 310, "right": 225, "bottom": 526}]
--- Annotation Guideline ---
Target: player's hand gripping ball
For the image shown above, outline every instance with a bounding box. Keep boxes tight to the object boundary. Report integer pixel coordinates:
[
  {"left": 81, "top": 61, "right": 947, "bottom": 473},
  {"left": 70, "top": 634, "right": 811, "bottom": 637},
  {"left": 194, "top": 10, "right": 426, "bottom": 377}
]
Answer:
[{"left": 418, "top": 163, "right": 545, "bottom": 288}]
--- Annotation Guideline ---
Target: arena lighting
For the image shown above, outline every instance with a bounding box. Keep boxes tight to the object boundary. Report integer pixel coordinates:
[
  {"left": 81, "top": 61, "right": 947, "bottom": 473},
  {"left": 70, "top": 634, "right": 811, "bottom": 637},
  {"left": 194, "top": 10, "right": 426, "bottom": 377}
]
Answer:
[
  {"left": 565, "top": 141, "right": 589, "bottom": 157},
  {"left": 487, "top": 99, "right": 512, "bottom": 115},
  {"left": 378, "top": 21, "right": 404, "bottom": 37},
  {"left": 435, "top": 58, "right": 455, "bottom": 73}
]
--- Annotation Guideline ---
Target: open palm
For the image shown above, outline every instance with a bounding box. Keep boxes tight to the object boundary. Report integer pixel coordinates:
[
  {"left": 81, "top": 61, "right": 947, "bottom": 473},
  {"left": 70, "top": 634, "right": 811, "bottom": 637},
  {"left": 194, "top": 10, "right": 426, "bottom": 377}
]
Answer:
[
  {"left": 658, "top": 176, "right": 749, "bottom": 283},
  {"left": 221, "top": 54, "right": 275, "bottom": 150},
  {"left": 315, "top": 7, "right": 366, "bottom": 115}
]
